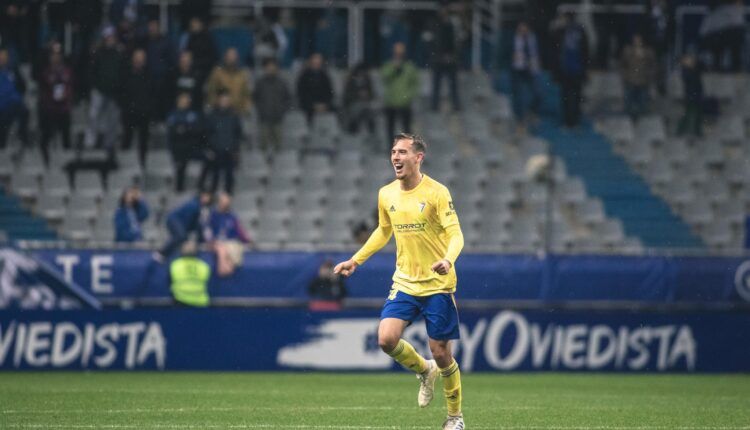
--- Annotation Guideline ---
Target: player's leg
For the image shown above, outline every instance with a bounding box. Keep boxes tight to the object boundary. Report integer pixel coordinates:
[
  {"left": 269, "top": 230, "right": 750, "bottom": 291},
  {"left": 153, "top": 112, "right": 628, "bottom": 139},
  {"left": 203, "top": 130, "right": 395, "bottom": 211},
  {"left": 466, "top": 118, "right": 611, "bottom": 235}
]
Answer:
[
  {"left": 424, "top": 294, "right": 463, "bottom": 427},
  {"left": 429, "top": 339, "right": 462, "bottom": 419},
  {"left": 380, "top": 290, "right": 440, "bottom": 408},
  {"left": 379, "top": 289, "right": 429, "bottom": 374},
  {"left": 378, "top": 317, "right": 428, "bottom": 374}
]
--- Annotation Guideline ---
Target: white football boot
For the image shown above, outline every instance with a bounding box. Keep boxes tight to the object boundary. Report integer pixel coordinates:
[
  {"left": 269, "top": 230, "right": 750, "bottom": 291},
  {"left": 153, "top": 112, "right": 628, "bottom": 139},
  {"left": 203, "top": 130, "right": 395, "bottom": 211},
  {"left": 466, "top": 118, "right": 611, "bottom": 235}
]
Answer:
[
  {"left": 417, "top": 359, "right": 438, "bottom": 407},
  {"left": 442, "top": 414, "right": 465, "bottom": 430}
]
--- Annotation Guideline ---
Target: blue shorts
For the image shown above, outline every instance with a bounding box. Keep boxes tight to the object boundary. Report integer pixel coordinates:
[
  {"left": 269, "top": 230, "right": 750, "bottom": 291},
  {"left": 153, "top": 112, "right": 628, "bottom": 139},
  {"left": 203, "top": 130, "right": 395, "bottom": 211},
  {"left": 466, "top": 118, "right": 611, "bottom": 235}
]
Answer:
[{"left": 380, "top": 288, "right": 460, "bottom": 340}]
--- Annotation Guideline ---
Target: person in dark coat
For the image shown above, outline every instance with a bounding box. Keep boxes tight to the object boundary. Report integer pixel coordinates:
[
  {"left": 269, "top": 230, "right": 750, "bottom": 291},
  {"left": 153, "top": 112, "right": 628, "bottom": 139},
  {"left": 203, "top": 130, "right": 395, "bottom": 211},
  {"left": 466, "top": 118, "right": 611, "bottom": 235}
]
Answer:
[
  {"left": 178, "top": 0, "right": 212, "bottom": 30},
  {"left": 114, "top": 186, "right": 150, "bottom": 242},
  {"left": 551, "top": 12, "right": 589, "bottom": 128},
  {"left": 169, "top": 51, "right": 203, "bottom": 110},
  {"left": 167, "top": 92, "right": 204, "bottom": 192},
  {"left": 141, "top": 19, "right": 175, "bottom": 120},
  {"left": 254, "top": 58, "right": 291, "bottom": 151},
  {"left": 341, "top": 63, "right": 375, "bottom": 135},
  {"left": 120, "top": 49, "right": 153, "bottom": 166},
  {"left": 308, "top": 259, "right": 347, "bottom": 311},
  {"left": 202, "top": 91, "right": 242, "bottom": 194},
  {"left": 180, "top": 17, "right": 217, "bottom": 86},
  {"left": 37, "top": 50, "right": 74, "bottom": 165},
  {"left": 428, "top": 6, "right": 462, "bottom": 112},
  {"left": 0, "top": 47, "right": 28, "bottom": 149},
  {"left": 296, "top": 52, "right": 333, "bottom": 125},
  {"left": 677, "top": 52, "right": 703, "bottom": 138},
  {"left": 85, "top": 26, "right": 124, "bottom": 151},
  {"left": 157, "top": 191, "right": 213, "bottom": 260},
  {"left": 69, "top": 0, "right": 103, "bottom": 100}
]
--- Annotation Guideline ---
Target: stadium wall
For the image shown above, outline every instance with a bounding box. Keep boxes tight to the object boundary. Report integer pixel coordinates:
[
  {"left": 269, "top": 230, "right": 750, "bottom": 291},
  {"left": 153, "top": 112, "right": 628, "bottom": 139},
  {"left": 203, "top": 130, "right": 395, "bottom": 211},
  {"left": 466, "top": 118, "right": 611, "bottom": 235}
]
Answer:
[
  {"left": 23, "top": 249, "right": 750, "bottom": 304},
  {"left": 1, "top": 308, "right": 750, "bottom": 372}
]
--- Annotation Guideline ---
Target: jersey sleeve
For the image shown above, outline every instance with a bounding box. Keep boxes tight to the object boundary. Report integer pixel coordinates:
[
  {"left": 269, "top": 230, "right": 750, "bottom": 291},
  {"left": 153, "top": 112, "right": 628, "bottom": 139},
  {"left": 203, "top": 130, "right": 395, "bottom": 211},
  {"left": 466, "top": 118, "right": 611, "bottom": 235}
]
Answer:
[
  {"left": 437, "top": 186, "right": 459, "bottom": 229},
  {"left": 437, "top": 186, "right": 463, "bottom": 265}
]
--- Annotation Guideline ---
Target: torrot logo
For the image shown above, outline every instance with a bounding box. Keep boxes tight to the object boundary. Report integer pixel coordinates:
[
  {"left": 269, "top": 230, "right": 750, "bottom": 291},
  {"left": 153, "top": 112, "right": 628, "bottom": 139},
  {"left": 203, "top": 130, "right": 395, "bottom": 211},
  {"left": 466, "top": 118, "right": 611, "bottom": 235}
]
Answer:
[
  {"left": 733, "top": 261, "right": 750, "bottom": 302},
  {"left": 394, "top": 223, "right": 427, "bottom": 232}
]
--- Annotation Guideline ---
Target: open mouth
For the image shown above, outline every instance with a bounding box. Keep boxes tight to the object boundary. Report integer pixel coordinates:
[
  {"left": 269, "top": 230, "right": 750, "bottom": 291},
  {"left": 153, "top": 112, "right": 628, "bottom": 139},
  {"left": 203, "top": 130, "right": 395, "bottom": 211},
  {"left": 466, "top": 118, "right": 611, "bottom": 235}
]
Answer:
[{"left": 393, "top": 163, "right": 404, "bottom": 175}]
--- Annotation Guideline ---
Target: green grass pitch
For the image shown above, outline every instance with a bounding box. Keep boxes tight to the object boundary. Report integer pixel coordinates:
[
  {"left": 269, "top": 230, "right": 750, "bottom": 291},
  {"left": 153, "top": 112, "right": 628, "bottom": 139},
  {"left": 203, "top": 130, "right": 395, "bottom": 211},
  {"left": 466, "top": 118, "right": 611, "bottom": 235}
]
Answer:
[{"left": 1, "top": 372, "right": 749, "bottom": 429}]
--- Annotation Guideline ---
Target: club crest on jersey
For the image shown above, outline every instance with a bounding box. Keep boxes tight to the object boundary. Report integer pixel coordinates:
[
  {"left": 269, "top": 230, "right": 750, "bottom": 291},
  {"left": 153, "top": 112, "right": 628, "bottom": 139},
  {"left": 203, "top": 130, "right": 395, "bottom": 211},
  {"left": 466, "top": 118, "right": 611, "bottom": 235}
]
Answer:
[
  {"left": 419, "top": 202, "right": 426, "bottom": 213},
  {"left": 389, "top": 205, "right": 396, "bottom": 212}
]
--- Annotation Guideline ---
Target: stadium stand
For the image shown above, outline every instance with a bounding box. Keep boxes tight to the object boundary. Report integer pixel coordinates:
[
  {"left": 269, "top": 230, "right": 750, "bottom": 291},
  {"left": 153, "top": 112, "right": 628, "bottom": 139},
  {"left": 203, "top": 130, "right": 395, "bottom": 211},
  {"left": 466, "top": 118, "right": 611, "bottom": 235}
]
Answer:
[
  {"left": 593, "top": 71, "right": 750, "bottom": 251},
  {"left": 0, "top": 62, "right": 653, "bottom": 253}
]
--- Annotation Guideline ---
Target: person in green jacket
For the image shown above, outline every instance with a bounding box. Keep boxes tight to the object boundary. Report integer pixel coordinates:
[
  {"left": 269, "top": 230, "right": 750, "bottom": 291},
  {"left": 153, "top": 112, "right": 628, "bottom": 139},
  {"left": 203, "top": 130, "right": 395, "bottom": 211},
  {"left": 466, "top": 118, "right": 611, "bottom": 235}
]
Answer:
[
  {"left": 381, "top": 42, "right": 419, "bottom": 148},
  {"left": 170, "top": 241, "right": 211, "bottom": 307}
]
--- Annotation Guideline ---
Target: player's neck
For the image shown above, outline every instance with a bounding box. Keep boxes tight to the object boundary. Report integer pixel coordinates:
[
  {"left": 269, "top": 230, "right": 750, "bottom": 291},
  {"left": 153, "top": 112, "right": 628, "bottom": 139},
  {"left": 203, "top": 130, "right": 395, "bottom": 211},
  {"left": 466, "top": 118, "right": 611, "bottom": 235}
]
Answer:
[{"left": 399, "top": 172, "right": 423, "bottom": 191}]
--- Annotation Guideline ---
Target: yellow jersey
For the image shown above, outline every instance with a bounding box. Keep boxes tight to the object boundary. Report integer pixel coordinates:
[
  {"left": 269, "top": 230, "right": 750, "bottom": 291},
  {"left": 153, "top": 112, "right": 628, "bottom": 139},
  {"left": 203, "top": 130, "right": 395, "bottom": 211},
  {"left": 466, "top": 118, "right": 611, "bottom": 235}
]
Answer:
[{"left": 352, "top": 174, "right": 464, "bottom": 296}]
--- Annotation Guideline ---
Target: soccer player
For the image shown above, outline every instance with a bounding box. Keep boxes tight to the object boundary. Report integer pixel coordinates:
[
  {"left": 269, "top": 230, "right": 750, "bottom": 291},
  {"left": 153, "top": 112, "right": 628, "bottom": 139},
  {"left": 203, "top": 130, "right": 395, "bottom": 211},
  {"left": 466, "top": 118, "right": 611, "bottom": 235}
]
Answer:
[{"left": 334, "top": 133, "right": 465, "bottom": 430}]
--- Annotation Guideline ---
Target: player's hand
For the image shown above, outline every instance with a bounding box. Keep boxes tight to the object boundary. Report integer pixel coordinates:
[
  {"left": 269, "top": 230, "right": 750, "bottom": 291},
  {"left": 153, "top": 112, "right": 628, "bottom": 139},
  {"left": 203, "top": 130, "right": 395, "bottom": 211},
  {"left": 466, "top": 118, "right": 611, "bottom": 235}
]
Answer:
[
  {"left": 333, "top": 259, "right": 358, "bottom": 277},
  {"left": 431, "top": 259, "right": 452, "bottom": 276}
]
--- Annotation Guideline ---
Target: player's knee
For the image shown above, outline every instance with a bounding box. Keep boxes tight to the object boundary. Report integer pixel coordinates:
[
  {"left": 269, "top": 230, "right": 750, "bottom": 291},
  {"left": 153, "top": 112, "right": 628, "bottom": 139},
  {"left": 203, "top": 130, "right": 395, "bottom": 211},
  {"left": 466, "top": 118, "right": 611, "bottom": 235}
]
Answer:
[
  {"left": 430, "top": 344, "right": 451, "bottom": 365},
  {"left": 378, "top": 334, "right": 399, "bottom": 353}
]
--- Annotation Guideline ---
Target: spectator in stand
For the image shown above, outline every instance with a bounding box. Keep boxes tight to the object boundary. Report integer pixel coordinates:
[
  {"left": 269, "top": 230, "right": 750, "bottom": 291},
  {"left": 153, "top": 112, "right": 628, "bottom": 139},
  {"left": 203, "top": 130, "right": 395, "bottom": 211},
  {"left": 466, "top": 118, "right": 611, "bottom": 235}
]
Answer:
[
  {"left": 381, "top": 42, "right": 419, "bottom": 147},
  {"left": 308, "top": 259, "right": 347, "bottom": 311},
  {"left": 167, "top": 92, "right": 204, "bottom": 192},
  {"left": 592, "top": 0, "right": 625, "bottom": 70},
  {"left": 156, "top": 190, "right": 213, "bottom": 261},
  {"left": 114, "top": 185, "right": 150, "bottom": 242},
  {"left": 699, "top": 0, "right": 745, "bottom": 72},
  {"left": 428, "top": 6, "right": 461, "bottom": 112},
  {"left": 208, "top": 192, "right": 251, "bottom": 276},
  {"left": 677, "top": 52, "right": 704, "bottom": 138},
  {"left": 32, "top": 39, "right": 64, "bottom": 84},
  {"left": 142, "top": 19, "right": 175, "bottom": 120},
  {"left": 170, "top": 51, "right": 203, "bottom": 110},
  {"left": 253, "top": 16, "right": 288, "bottom": 67},
  {"left": 0, "top": 47, "right": 28, "bottom": 150},
  {"left": 0, "top": 1, "right": 30, "bottom": 62},
  {"left": 179, "top": 0, "right": 212, "bottom": 30},
  {"left": 254, "top": 57, "right": 291, "bottom": 152},
  {"left": 341, "top": 63, "right": 376, "bottom": 136},
  {"left": 120, "top": 49, "right": 153, "bottom": 166},
  {"left": 510, "top": 21, "right": 541, "bottom": 135},
  {"left": 551, "top": 12, "right": 589, "bottom": 129},
  {"left": 620, "top": 34, "right": 656, "bottom": 121},
  {"left": 645, "top": 0, "right": 672, "bottom": 95},
  {"left": 69, "top": 0, "right": 103, "bottom": 100},
  {"left": 205, "top": 47, "right": 252, "bottom": 115},
  {"left": 203, "top": 91, "right": 242, "bottom": 194},
  {"left": 37, "top": 50, "right": 74, "bottom": 165},
  {"left": 296, "top": 52, "right": 334, "bottom": 125},
  {"left": 85, "top": 26, "right": 124, "bottom": 152},
  {"left": 180, "top": 17, "right": 217, "bottom": 87}
]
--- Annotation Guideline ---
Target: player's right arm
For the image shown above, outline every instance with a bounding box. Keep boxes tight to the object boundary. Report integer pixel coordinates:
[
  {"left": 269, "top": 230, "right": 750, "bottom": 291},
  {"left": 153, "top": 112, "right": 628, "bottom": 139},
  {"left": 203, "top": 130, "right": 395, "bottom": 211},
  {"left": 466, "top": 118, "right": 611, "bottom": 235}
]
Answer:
[{"left": 334, "top": 190, "right": 393, "bottom": 278}]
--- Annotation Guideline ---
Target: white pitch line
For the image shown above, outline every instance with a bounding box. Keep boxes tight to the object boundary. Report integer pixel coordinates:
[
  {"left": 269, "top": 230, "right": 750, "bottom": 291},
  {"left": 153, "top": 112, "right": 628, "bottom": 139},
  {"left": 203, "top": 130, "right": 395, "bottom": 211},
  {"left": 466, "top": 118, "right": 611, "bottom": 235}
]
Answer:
[
  {"left": 0, "top": 405, "right": 545, "bottom": 414},
  {"left": 4, "top": 425, "right": 750, "bottom": 430}
]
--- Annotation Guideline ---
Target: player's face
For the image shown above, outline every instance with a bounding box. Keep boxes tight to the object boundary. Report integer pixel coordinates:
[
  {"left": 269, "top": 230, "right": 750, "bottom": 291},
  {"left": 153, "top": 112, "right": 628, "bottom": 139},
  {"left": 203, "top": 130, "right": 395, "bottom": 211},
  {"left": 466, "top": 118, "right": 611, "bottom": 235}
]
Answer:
[{"left": 391, "top": 139, "right": 422, "bottom": 181}]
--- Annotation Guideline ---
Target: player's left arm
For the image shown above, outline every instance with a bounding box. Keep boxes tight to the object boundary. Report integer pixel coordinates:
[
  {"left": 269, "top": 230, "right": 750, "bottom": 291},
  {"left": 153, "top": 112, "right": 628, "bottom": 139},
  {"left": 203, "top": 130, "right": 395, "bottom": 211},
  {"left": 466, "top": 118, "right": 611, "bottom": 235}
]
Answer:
[{"left": 431, "top": 188, "right": 464, "bottom": 275}]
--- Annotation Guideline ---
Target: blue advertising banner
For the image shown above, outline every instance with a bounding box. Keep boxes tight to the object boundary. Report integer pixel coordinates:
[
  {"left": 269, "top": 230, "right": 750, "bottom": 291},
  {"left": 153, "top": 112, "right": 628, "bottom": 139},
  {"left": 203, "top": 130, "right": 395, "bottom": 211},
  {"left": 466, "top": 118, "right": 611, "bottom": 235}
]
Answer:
[
  {"left": 0, "top": 248, "right": 101, "bottom": 310},
  {"left": 27, "top": 249, "right": 750, "bottom": 304},
  {"left": 1, "top": 308, "right": 749, "bottom": 372}
]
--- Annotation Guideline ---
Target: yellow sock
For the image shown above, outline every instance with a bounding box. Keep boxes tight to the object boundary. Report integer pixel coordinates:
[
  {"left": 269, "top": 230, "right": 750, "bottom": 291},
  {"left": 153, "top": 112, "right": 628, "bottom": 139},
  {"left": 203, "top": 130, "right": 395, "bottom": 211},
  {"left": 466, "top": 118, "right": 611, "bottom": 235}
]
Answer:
[
  {"left": 440, "top": 359, "right": 462, "bottom": 416},
  {"left": 387, "top": 339, "right": 428, "bottom": 374}
]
